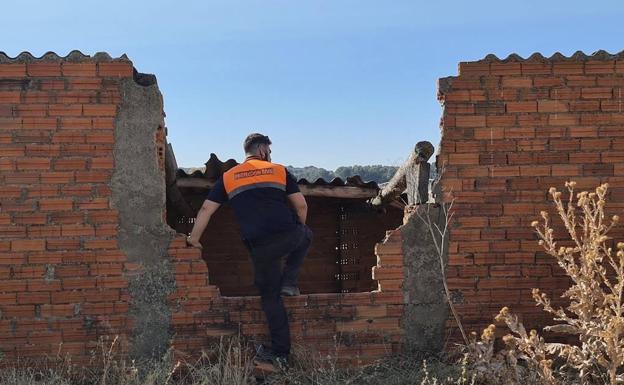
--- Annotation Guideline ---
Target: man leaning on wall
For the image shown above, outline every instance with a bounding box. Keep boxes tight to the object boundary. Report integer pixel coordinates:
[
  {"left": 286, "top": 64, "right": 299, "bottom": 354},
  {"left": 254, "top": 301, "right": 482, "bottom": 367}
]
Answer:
[{"left": 186, "top": 133, "right": 313, "bottom": 369}]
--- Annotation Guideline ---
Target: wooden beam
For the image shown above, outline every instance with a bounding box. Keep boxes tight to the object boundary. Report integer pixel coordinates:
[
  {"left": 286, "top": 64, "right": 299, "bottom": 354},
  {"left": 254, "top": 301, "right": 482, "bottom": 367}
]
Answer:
[
  {"left": 175, "top": 177, "right": 378, "bottom": 199},
  {"left": 298, "top": 184, "right": 377, "bottom": 199},
  {"left": 371, "top": 141, "right": 434, "bottom": 207}
]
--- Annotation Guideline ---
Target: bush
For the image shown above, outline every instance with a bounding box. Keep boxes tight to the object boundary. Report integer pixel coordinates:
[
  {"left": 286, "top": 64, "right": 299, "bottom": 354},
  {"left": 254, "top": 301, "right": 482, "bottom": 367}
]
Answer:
[{"left": 465, "top": 182, "right": 624, "bottom": 385}]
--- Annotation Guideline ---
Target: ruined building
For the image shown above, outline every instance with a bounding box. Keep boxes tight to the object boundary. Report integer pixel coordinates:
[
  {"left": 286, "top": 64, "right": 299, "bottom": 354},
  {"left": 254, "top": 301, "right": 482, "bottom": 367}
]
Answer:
[
  {"left": 0, "top": 51, "right": 445, "bottom": 364},
  {"left": 1, "top": 49, "right": 623, "bottom": 364}
]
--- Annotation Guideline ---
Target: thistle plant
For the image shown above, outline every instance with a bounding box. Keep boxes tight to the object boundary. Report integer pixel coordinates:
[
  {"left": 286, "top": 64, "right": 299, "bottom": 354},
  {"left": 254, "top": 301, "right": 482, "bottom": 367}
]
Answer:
[{"left": 490, "top": 182, "right": 624, "bottom": 385}]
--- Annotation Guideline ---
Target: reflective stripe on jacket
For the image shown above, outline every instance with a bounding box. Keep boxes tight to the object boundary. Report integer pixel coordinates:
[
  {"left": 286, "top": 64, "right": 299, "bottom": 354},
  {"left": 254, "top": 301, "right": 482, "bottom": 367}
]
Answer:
[{"left": 223, "top": 159, "right": 287, "bottom": 200}]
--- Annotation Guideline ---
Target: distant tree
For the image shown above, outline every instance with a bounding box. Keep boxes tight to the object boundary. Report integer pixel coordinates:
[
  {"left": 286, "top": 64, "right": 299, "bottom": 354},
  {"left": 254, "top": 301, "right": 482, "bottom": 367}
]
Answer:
[
  {"left": 286, "top": 166, "right": 335, "bottom": 182},
  {"left": 334, "top": 165, "right": 398, "bottom": 184}
]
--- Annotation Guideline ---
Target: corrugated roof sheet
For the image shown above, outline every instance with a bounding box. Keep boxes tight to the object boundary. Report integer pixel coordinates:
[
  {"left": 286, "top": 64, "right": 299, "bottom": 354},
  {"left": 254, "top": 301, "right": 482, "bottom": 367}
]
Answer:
[
  {"left": 176, "top": 153, "right": 380, "bottom": 189},
  {"left": 469, "top": 49, "right": 624, "bottom": 63},
  {"left": 0, "top": 50, "right": 130, "bottom": 63}
]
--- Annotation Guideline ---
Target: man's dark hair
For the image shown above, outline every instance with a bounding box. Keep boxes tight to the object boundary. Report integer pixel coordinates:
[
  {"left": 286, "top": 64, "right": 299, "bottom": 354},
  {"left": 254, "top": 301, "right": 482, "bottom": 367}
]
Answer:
[{"left": 244, "top": 133, "right": 272, "bottom": 154}]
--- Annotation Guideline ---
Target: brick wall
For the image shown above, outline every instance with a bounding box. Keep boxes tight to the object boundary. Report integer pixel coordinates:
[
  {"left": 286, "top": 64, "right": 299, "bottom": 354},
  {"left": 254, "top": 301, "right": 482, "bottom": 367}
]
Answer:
[
  {"left": 0, "top": 52, "right": 408, "bottom": 364},
  {"left": 168, "top": 227, "right": 407, "bottom": 365},
  {"left": 0, "top": 52, "right": 134, "bottom": 362},
  {"left": 438, "top": 51, "right": 624, "bottom": 335}
]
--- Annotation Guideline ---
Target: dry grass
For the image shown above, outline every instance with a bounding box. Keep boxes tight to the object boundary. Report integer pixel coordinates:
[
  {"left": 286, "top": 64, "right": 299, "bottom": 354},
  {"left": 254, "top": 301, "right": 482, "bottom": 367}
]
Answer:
[{"left": 0, "top": 336, "right": 472, "bottom": 385}]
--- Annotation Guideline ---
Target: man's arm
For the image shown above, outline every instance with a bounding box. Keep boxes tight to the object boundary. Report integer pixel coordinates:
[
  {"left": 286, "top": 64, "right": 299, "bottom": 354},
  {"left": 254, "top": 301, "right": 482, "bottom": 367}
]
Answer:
[
  {"left": 186, "top": 200, "right": 221, "bottom": 249},
  {"left": 287, "top": 192, "right": 308, "bottom": 225}
]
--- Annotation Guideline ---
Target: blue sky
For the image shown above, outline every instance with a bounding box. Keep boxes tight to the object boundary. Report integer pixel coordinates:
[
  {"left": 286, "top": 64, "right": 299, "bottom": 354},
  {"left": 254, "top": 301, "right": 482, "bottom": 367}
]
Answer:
[{"left": 3, "top": 0, "right": 624, "bottom": 169}]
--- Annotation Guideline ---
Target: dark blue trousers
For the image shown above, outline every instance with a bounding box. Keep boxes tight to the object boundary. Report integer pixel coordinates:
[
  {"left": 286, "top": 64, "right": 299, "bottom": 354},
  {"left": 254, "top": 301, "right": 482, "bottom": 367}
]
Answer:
[{"left": 246, "top": 224, "right": 312, "bottom": 357}]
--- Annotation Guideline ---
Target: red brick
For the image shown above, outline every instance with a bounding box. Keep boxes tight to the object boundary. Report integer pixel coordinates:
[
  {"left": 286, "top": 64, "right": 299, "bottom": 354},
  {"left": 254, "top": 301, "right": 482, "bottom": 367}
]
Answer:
[
  {"left": 533, "top": 77, "right": 564, "bottom": 87},
  {"left": 0, "top": 91, "right": 20, "bottom": 103},
  {"left": 17, "top": 292, "right": 50, "bottom": 305},
  {"left": 16, "top": 157, "right": 50, "bottom": 171},
  {"left": 87, "top": 210, "right": 119, "bottom": 224},
  {"left": 566, "top": 75, "right": 596, "bottom": 87},
  {"left": 0, "top": 117, "right": 22, "bottom": 130},
  {"left": 2, "top": 146, "right": 26, "bottom": 160},
  {"left": 585, "top": 60, "right": 615, "bottom": 74},
  {"left": 581, "top": 138, "right": 611, "bottom": 150},
  {"left": 521, "top": 62, "right": 552, "bottom": 75},
  {"left": 16, "top": 105, "right": 47, "bottom": 117},
  {"left": 22, "top": 117, "right": 57, "bottom": 129},
  {"left": 458, "top": 62, "right": 490, "bottom": 76},
  {"left": 569, "top": 126, "right": 598, "bottom": 137},
  {"left": 490, "top": 166, "right": 519, "bottom": 177},
  {"left": 77, "top": 198, "right": 109, "bottom": 210},
  {"left": 0, "top": 63, "right": 27, "bottom": 77},
  {"left": 504, "top": 126, "right": 534, "bottom": 139},
  {"left": 82, "top": 104, "right": 117, "bottom": 117},
  {"left": 583, "top": 163, "right": 614, "bottom": 176},
  {"left": 2, "top": 305, "right": 35, "bottom": 317},
  {"left": 85, "top": 131, "right": 114, "bottom": 144},
  {"left": 41, "top": 171, "right": 74, "bottom": 184},
  {"left": 506, "top": 101, "right": 537, "bottom": 113},
  {"left": 470, "top": 128, "right": 502, "bottom": 141},
  {"left": 60, "top": 117, "right": 92, "bottom": 129},
  {"left": 455, "top": 115, "right": 485, "bottom": 128},
  {"left": 11, "top": 239, "right": 45, "bottom": 251},
  {"left": 549, "top": 139, "right": 580, "bottom": 151},
  {"left": 39, "top": 198, "right": 74, "bottom": 211},
  {"left": 49, "top": 104, "right": 83, "bottom": 116},
  {"left": 458, "top": 265, "right": 489, "bottom": 278},
  {"left": 52, "top": 130, "right": 86, "bottom": 144},
  {"left": 92, "top": 117, "right": 115, "bottom": 129},
  {"left": 551, "top": 164, "right": 581, "bottom": 176},
  {"left": 61, "top": 63, "right": 96, "bottom": 77},
  {"left": 84, "top": 239, "right": 117, "bottom": 250},
  {"left": 448, "top": 153, "right": 479, "bottom": 165},
  {"left": 581, "top": 87, "right": 613, "bottom": 99},
  {"left": 0, "top": 158, "right": 14, "bottom": 171},
  {"left": 601, "top": 100, "right": 624, "bottom": 112},
  {"left": 75, "top": 171, "right": 111, "bottom": 183},
  {"left": 570, "top": 100, "right": 600, "bottom": 112},
  {"left": 26, "top": 63, "right": 62, "bottom": 76},
  {"left": 62, "top": 185, "right": 93, "bottom": 197},
  {"left": 98, "top": 62, "right": 133, "bottom": 77},
  {"left": 553, "top": 62, "right": 583, "bottom": 75},
  {"left": 90, "top": 157, "right": 114, "bottom": 169},
  {"left": 46, "top": 239, "right": 80, "bottom": 251},
  {"left": 547, "top": 113, "right": 578, "bottom": 126},
  {"left": 550, "top": 87, "right": 581, "bottom": 100},
  {"left": 96, "top": 276, "right": 128, "bottom": 289},
  {"left": 501, "top": 77, "right": 532, "bottom": 88},
  {"left": 61, "top": 224, "right": 95, "bottom": 237},
  {"left": 27, "top": 225, "right": 61, "bottom": 237},
  {"left": 53, "top": 158, "right": 87, "bottom": 170},
  {"left": 24, "top": 144, "right": 61, "bottom": 157},
  {"left": 67, "top": 78, "right": 102, "bottom": 90},
  {"left": 4, "top": 172, "right": 40, "bottom": 184},
  {"left": 62, "top": 278, "right": 96, "bottom": 290},
  {"left": 491, "top": 62, "right": 521, "bottom": 76},
  {"left": 537, "top": 100, "right": 568, "bottom": 113},
  {"left": 56, "top": 265, "right": 89, "bottom": 278}
]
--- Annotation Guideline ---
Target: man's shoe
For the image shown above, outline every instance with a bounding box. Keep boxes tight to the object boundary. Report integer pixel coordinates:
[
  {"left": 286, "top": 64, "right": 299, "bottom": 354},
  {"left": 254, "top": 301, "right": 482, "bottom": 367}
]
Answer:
[
  {"left": 254, "top": 344, "right": 289, "bottom": 371},
  {"left": 254, "top": 344, "right": 275, "bottom": 363},
  {"left": 280, "top": 286, "right": 300, "bottom": 296}
]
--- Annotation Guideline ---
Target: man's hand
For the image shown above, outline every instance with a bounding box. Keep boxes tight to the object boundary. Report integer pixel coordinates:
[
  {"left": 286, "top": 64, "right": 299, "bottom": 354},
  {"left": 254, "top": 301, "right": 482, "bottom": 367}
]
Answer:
[
  {"left": 186, "top": 200, "right": 221, "bottom": 250},
  {"left": 186, "top": 235, "right": 203, "bottom": 249}
]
